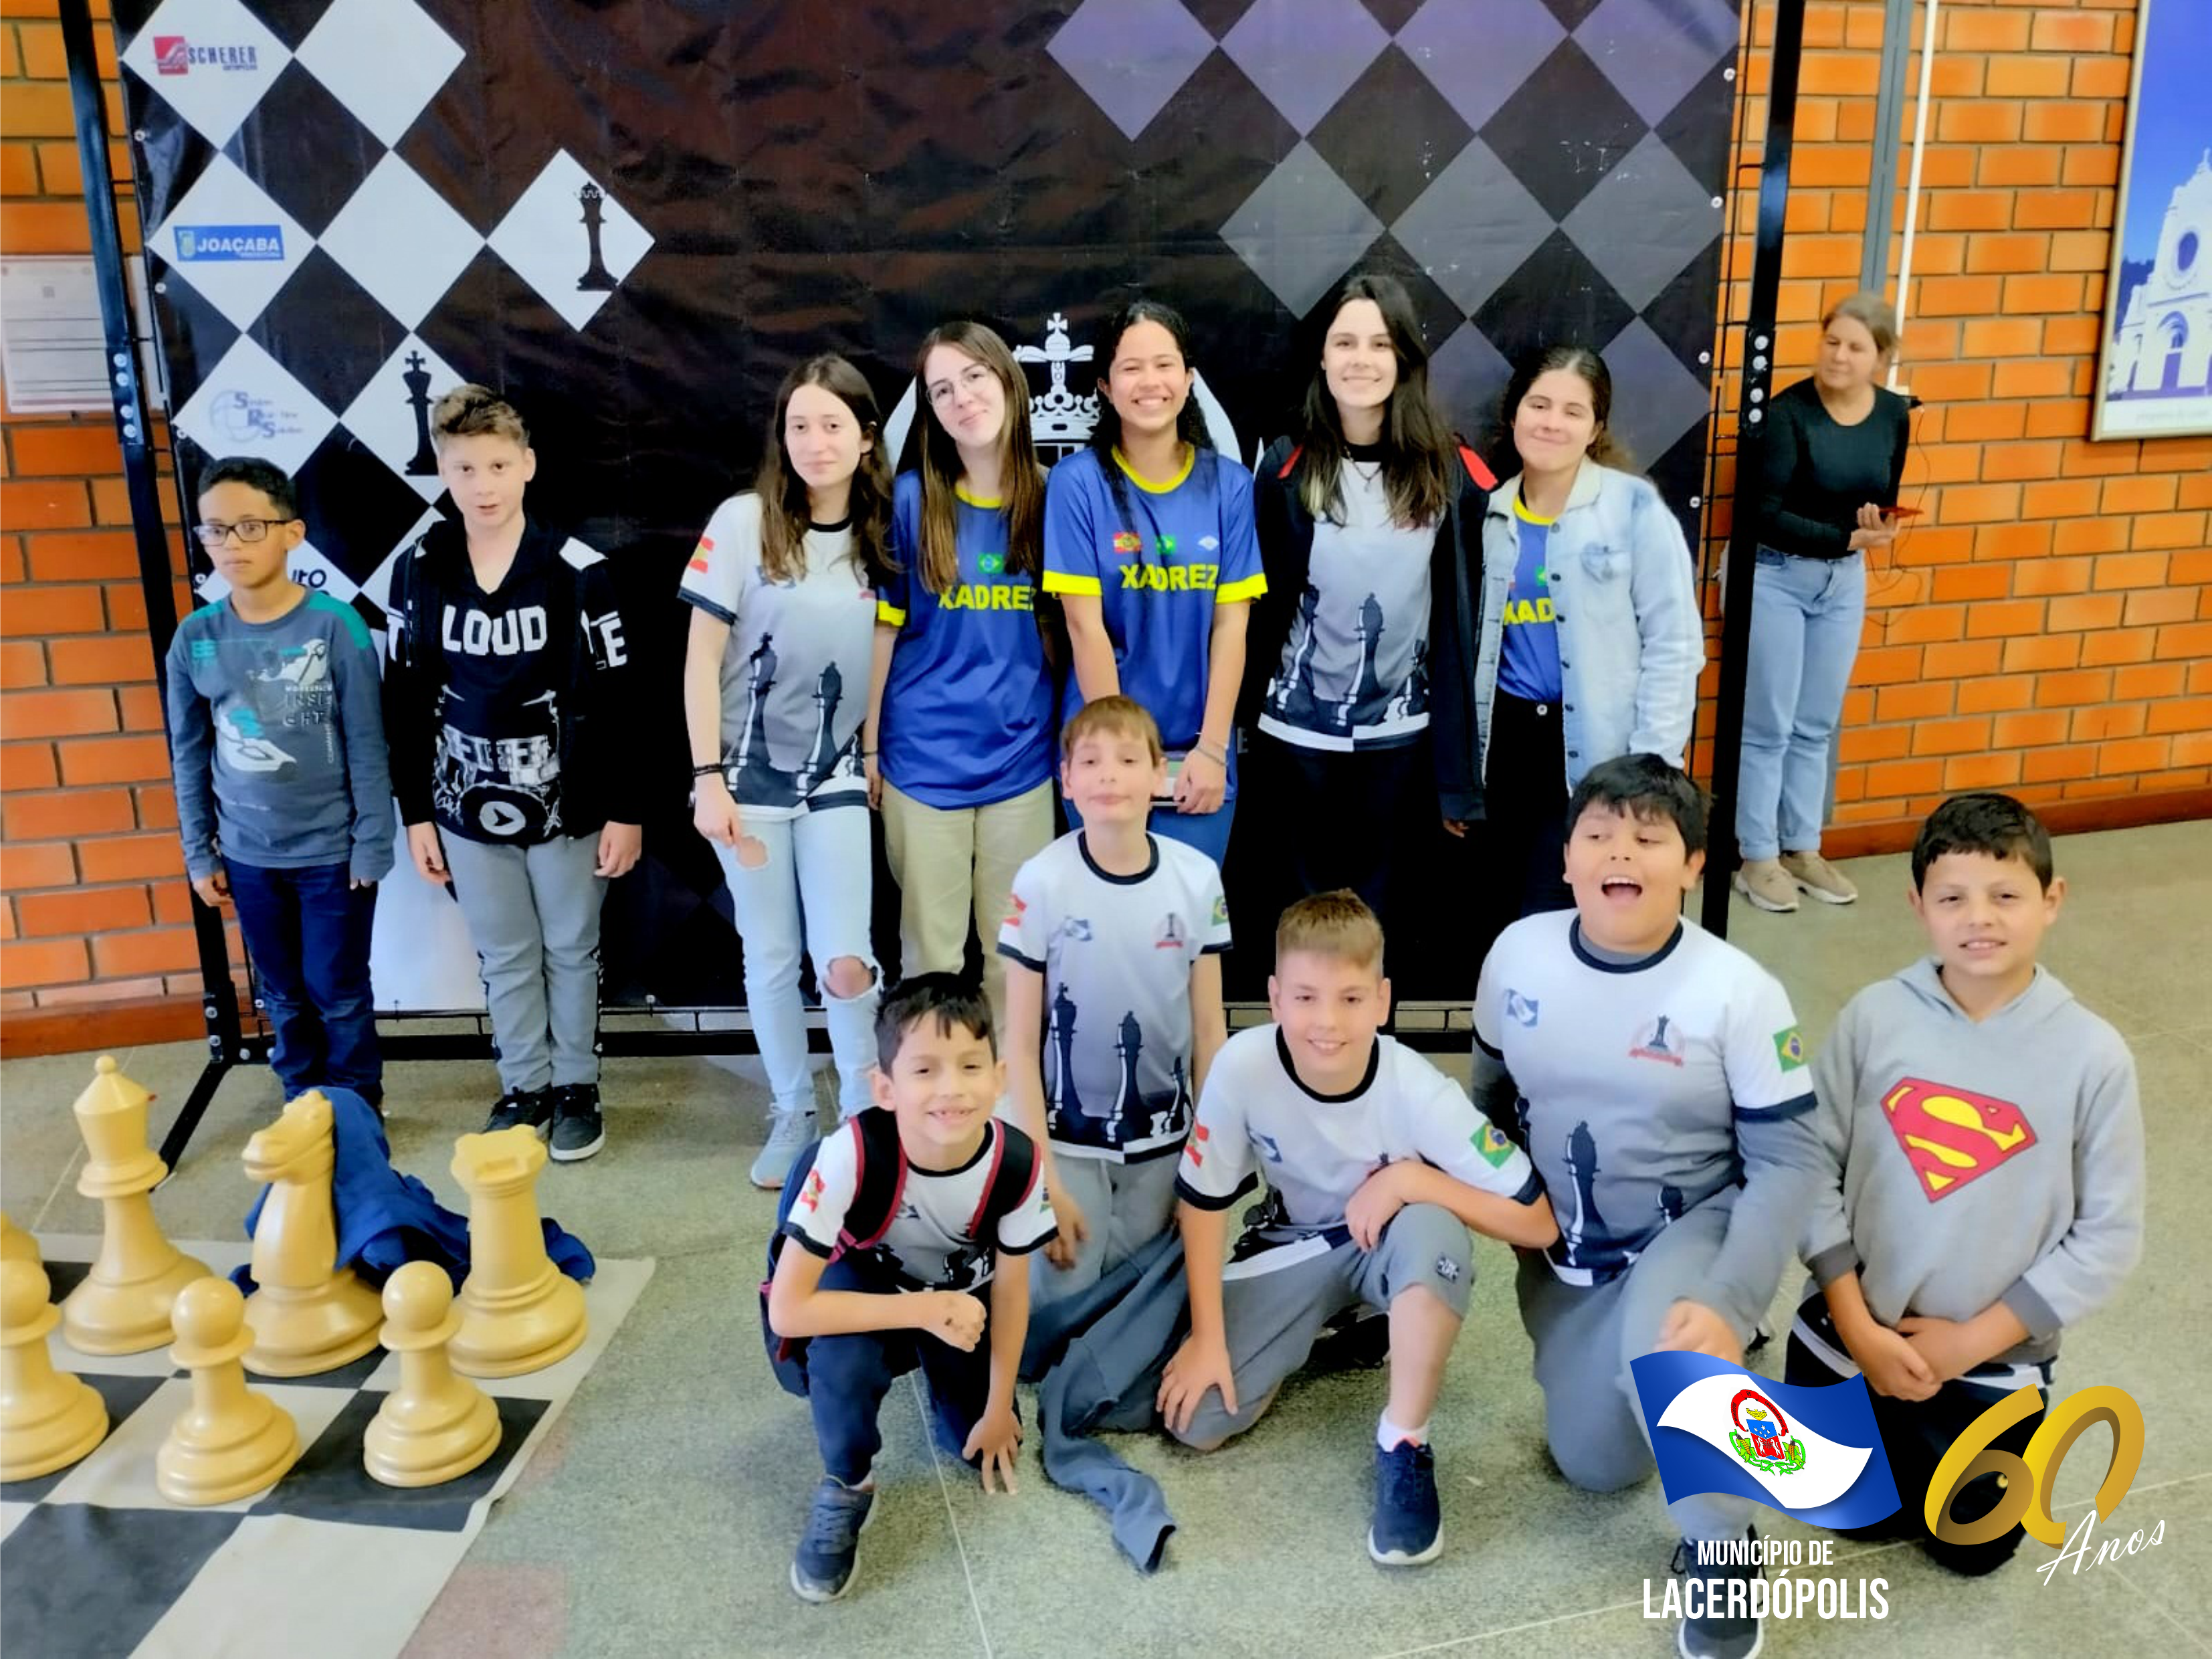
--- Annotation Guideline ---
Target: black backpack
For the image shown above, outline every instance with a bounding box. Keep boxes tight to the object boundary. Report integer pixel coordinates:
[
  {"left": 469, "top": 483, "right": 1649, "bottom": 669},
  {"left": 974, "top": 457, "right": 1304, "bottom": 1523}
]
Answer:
[{"left": 759, "top": 1108, "right": 1040, "bottom": 1395}]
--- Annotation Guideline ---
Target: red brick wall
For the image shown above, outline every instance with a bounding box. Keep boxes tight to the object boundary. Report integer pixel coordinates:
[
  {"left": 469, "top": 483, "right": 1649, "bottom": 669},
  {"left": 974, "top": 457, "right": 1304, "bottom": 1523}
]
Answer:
[{"left": 1708, "top": 0, "right": 2211, "bottom": 831}]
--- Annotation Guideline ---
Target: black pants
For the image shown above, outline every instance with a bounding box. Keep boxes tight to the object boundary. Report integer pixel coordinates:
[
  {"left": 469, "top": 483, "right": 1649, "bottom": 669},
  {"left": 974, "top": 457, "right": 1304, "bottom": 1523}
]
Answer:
[
  {"left": 1787, "top": 1294, "right": 2049, "bottom": 1577},
  {"left": 1475, "top": 694, "right": 1573, "bottom": 959},
  {"left": 1253, "top": 730, "right": 1431, "bottom": 922}
]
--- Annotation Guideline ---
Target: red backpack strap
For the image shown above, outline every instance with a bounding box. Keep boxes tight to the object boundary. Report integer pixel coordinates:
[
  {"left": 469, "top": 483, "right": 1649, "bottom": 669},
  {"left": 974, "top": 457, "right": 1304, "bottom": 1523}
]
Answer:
[
  {"left": 840, "top": 1111, "right": 909, "bottom": 1252},
  {"left": 963, "top": 1123, "right": 1011, "bottom": 1240},
  {"left": 975, "top": 1124, "right": 1040, "bottom": 1241},
  {"left": 1457, "top": 443, "right": 1497, "bottom": 491},
  {"left": 1276, "top": 442, "right": 1304, "bottom": 480}
]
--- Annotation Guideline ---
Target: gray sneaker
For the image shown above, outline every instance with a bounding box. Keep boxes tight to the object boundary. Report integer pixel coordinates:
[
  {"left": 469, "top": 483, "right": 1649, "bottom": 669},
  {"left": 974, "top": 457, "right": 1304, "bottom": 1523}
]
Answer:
[
  {"left": 791, "top": 1476, "right": 876, "bottom": 1603},
  {"left": 1732, "top": 859, "right": 1799, "bottom": 913},
  {"left": 1781, "top": 849, "right": 1858, "bottom": 904},
  {"left": 750, "top": 1105, "right": 818, "bottom": 1190},
  {"left": 1674, "top": 1532, "right": 1765, "bottom": 1659}
]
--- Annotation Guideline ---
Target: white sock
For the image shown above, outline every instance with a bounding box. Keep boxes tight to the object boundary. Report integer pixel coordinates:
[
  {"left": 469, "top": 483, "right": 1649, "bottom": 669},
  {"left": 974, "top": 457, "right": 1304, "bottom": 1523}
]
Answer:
[{"left": 1378, "top": 1413, "right": 1428, "bottom": 1450}]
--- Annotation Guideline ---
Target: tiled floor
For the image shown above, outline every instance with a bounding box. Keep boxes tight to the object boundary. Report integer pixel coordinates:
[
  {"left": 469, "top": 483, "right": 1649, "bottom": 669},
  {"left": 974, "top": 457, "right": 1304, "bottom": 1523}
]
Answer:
[{"left": 2, "top": 821, "right": 2205, "bottom": 1658}]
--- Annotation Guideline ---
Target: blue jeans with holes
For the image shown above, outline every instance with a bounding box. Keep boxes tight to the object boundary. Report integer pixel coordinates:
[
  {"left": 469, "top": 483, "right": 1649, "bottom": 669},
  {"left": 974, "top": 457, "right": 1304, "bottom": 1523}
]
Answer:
[
  {"left": 226, "top": 859, "right": 381, "bottom": 1105},
  {"left": 1736, "top": 549, "right": 1866, "bottom": 862}
]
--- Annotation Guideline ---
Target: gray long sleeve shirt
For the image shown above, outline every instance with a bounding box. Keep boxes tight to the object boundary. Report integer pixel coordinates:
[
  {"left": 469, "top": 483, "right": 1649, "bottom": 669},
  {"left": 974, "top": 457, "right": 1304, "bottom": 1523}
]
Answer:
[
  {"left": 1800, "top": 959, "right": 2144, "bottom": 1365},
  {"left": 163, "top": 592, "right": 395, "bottom": 884}
]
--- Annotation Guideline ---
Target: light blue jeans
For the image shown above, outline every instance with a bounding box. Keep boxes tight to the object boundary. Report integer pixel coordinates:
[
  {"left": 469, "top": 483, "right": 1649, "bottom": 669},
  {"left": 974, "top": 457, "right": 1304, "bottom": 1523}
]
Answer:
[
  {"left": 713, "top": 805, "right": 880, "bottom": 1118},
  {"left": 1736, "top": 548, "right": 1866, "bottom": 862}
]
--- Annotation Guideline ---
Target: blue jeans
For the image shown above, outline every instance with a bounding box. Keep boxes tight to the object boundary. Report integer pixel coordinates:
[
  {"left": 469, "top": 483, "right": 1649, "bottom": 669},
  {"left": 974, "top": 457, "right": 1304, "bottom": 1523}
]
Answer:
[
  {"left": 713, "top": 805, "right": 880, "bottom": 1118},
  {"left": 1736, "top": 549, "right": 1866, "bottom": 862},
  {"left": 226, "top": 860, "right": 381, "bottom": 1104}
]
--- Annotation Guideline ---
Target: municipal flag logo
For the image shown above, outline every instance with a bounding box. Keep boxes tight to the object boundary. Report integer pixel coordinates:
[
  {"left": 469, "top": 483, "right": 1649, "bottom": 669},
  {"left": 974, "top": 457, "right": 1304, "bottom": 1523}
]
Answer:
[
  {"left": 1880, "top": 1077, "right": 2037, "bottom": 1201},
  {"left": 1251, "top": 1131, "right": 1282, "bottom": 1163},
  {"left": 1112, "top": 531, "right": 1141, "bottom": 555},
  {"left": 1183, "top": 1122, "right": 1210, "bottom": 1165},
  {"left": 688, "top": 535, "right": 713, "bottom": 573},
  {"left": 1505, "top": 989, "right": 1539, "bottom": 1028},
  {"left": 797, "top": 1170, "right": 825, "bottom": 1213},
  {"left": 175, "top": 224, "right": 286, "bottom": 262},
  {"left": 1472, "top": 1121, "right": 1516, "bottom": 1169},
  {"left": 1773, "top": 1026, "right": 1807, "bottom": 1070},
  {"left": 1728, "top": 1389, "right": 1805, "bottom": 1474}
]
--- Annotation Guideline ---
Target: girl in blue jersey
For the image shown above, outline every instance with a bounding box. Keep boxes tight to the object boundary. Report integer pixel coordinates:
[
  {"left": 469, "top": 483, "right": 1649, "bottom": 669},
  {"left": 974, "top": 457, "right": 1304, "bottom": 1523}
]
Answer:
[
  {"left": 1247, "top": 270, "right": 1493, "bottom": 943},
  {"left": 866, "top": 321, "right": 1056, "bottom": 1027},
  {"left": 684, "top": 355, "right": 892, "bottom": 1190},
  {"left": 1042, "top": 298, "right": 1265, "bottom": 870}
]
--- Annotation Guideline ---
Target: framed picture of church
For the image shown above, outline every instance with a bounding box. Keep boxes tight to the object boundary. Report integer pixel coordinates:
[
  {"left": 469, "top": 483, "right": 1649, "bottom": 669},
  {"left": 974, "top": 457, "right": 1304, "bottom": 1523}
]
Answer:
[{"left": 2094, "top": 0, "right": 2212, "bottom": 440}]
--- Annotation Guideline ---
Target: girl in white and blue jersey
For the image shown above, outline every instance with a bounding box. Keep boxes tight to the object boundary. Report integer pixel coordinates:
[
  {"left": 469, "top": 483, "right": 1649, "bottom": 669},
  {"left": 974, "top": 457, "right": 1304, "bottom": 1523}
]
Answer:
[
  {"left": 1042, "top": 298, "right": 1265, "bottom": 872},
  {"left": 868, "top": 321, "right": 1058, "bottom": 1028}
]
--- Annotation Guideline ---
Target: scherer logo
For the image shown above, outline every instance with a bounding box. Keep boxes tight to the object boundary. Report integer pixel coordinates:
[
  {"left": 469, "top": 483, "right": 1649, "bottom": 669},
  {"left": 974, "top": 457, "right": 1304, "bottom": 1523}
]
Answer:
[
  {"left": 174, "top": 225, "right": 285, "bottom": 262},
  {"left": 153, "top": 37, "right": 260, "bottom": 75}
]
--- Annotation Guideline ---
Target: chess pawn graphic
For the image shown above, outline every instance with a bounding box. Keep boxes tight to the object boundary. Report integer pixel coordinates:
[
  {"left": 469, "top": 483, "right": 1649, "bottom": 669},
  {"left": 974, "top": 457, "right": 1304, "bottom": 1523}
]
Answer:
[
  {"left": 62, "top": 1057, "right": 212, "bottom": 1355},
  {"left": 0, "top": 1211, "right": 38, "bottom": 1266},
  {"left": 448, "top": 1127, "right": 587, "bottom": 1377},
  {"left": 239, "top": 1092, "right": 385, "bottom": 1377},
  {"left": 0, "top": 1259, "right": 108, "bottom": 1482},
  {"left": 576, "top": 181, "right": 617, "bottom": 292},
  {"left": 157, "top": 1276, "right": 301, "bottom": 1505},
  {"left": 364, "top": 1263, "right": 501, "bottom": 1488}
]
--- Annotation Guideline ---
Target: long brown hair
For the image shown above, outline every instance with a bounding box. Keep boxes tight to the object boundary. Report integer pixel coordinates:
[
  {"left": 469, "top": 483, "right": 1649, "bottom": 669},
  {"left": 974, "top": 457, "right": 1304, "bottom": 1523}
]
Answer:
[
  {"left": 755, "top": 354, "right": 892, "bottom": 584},
  {"left": 1495, "top": 345, "right": 1635, "bottom": 475},
  {"left": 1292, "top": 272, "right": 1455, "bottom": 528},
  {"left": 911, "top": 322, "right": 1045, "bottom": 594}
]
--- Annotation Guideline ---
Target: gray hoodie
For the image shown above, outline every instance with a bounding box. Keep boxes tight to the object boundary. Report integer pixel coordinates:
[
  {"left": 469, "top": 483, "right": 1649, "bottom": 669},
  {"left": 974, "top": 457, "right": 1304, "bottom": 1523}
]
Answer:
[{"left": 1801, "top": 959, "right": 2143, "bottom": 1365}]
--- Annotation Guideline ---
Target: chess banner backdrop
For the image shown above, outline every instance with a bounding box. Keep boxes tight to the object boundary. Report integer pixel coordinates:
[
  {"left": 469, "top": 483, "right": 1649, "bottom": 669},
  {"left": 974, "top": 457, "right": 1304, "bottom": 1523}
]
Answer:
[{"left": 116, "top": 0, "right": 1742, "bottom": 1012}]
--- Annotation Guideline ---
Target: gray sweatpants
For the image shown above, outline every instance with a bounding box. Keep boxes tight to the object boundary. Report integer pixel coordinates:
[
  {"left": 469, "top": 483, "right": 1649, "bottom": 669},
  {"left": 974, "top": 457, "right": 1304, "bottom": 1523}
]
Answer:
[
  {"left": 443, "top": 832, "right": 606, "bottom": 1094},
  {"left": 1030, "top": 1151, "right": 1182, "bottom": 1316},
  {"left": 1514, "top": 1189, "right": 1756, "bottom": 1547},
  {"left": 1172, "top": 1202, "right": 1473, "bottom": 1450}
]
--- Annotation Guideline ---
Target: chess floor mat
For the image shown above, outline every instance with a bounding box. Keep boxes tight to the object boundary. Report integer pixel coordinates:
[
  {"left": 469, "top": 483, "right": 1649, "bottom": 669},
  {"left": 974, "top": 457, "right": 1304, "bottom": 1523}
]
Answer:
[{"left": 1, "top": 1237, "right": 653, "bottom": 1659}]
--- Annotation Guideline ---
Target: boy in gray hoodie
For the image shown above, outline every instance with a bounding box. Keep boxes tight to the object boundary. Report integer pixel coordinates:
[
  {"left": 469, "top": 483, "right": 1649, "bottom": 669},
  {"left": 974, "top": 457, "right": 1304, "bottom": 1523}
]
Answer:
[{"left": 1790, "top": 792, "right": 2144, "bottom": 1575}]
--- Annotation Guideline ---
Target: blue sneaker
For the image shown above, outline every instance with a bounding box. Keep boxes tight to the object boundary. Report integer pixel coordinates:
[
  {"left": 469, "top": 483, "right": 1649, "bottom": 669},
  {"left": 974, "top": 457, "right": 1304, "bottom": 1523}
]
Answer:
[
  {"left": 791, "top": 1476, "right": 876, "bottom": 1603},
  {"left": 1369, "top": 1440, "right": 1443, "bottom": 1565}
]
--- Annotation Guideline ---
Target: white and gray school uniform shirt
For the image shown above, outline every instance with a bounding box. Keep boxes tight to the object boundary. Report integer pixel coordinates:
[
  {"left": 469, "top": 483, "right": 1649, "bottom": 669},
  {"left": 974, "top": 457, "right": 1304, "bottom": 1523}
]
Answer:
[
  {"left": 997, "top": 831, "right": 1230, "bottom": 1162},
  {"left": 1474, "top": 913, "right": 1821, "bottom": 1327},
  {"left": 1175, "top": 1026, "right": 1539, "bottom": 1229},
  {"left": 1799, "top": 959, "right": 2143, "bottom": 1367},
  {"left": 781, "top": 1117, "right": 1056, "bottom": 1291},
  {"left": 679, "top": 493, "right": 876, "bottom": 819},
  {"left": 1260, "top": 460, "right": 1435, "bottom": 752}
]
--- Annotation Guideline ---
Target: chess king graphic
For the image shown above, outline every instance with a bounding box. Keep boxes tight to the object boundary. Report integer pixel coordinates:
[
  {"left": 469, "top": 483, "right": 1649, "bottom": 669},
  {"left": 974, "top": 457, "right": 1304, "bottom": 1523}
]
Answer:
[{"left": 1727, "top": 1388, "right": 1807, "bottom": 1475}]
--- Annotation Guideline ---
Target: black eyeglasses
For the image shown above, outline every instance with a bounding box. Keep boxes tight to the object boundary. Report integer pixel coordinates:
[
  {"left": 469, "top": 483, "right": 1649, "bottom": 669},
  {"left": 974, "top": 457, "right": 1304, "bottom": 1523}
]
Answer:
[{"left": 193, "top": 518, "right": 299, "bottom": 547}]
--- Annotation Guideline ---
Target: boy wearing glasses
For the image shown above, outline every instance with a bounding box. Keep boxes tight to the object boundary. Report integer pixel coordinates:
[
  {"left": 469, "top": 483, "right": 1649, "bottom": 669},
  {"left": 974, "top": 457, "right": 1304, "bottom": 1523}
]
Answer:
[{"left": 164, "top": 455, "right": 395, "bottom": 1108}]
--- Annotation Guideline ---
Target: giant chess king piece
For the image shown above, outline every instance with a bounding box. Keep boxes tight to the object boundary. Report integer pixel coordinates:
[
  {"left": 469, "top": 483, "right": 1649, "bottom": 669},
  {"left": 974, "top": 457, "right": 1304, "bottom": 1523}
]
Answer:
[
  {"left": 60, "top": 1057, "right": 211, "bottom": 1355},
  {"left": 576, "top": 182, "right": 617, "bottom": 292},
  {"left": 448, "top": 1127, "right": 587, "bottom": 1377},
  {"left": 239, "top": 1092, "right": 385, "bottom": 1377},
  {"left": 401, "top": 349, "right": 439, "bottom": 476}
]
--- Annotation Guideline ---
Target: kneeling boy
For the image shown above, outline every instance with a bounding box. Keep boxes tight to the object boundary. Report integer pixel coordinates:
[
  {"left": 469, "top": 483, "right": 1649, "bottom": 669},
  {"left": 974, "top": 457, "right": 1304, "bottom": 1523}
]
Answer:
[
  {"left": 1473, "top": 754, "right": 1822, "bottom": 1659},
  {"left": 764, "top": 975, "right": 1055, "bottom": 1603},
  {"left": 1161, "top": 892, "right": 1555, "bottom": 1567},
  {"left": 1791, "top": 793, "right": 2142, "bottom": 1575}
]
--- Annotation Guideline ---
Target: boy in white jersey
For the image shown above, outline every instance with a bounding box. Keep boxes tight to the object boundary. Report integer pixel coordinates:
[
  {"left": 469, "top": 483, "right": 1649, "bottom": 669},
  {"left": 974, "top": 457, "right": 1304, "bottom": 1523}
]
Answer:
[
  {"left": 1790, "top": 793, "right": 2142, "bottom": 1576},
  {"left": 765, "top": 975, "right": 1055, "bottom": 1602},
  {"left": 1163, "top": 892, "right": 1555, "bottom": 1567},
  {"left": 1472, "top": 754, "right": 1822, "bottom": 1659},
  {"left": 1000, "top": 696, "right": 1229, "bottom": 1314}
]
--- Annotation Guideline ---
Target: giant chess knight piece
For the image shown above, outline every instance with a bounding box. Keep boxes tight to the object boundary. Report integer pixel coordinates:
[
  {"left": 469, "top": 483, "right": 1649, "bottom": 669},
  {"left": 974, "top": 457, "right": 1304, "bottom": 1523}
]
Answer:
[
  {"left": 60, "top": 1057, "right": 211, "bottom": 1355},
  {"left": 239, "top": 1092, "right": 385, "bottom": 1377},
  {"left": 448, "top": 1127, "right": 587, "bottom": 1378},
  {"left": 363, "top": 1262, "right": 501, "bottom": 1488},
  {"left": 157, "top": 1276, "right": 300, "bottom": 1505},
  {"left": 576, "top": 182, "right": 617, "bottom": 292},
  {"left": 401, "top": 349, "right": 439, "bottom": 476},
  {"left": 0, "top": 1259, "right": 108, "bottom": 1482}
]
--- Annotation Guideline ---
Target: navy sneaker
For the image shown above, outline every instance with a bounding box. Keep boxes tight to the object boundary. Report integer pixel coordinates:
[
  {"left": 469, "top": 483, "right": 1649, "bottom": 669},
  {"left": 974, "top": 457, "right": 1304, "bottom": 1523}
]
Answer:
[
  {"left": 484, "top": 1088, "right": 552, "bottom": 1137},
  {"left": 1369, "top": 1440, "right": 1443, "bottom": 1565},
  {"left": 791, "top": 1476, "right": 876, "bottom": 1603},
  {"left": 1673, "top": 1529, "right": 1765, "bottom": 1659},
  {"left": 548, "top": 1084, "right": 605, "bottom": 1163}
]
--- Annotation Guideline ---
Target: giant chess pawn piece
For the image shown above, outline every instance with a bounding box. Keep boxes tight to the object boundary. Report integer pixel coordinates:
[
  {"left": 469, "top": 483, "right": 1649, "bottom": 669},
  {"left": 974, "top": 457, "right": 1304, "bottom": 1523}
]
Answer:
[
  {"left": 240, "top": 1092, "right": 384, "bottom": 1377},
  {"left": 61, "top": 1057, "right": 211, "bottom": 1355},
  {"left": 364, "top": 1262, "right": 501, "bottom": 1487},
  {"left": 0, "top": 1211, "right": 39, "bottom": 1266},
  {"left": 0, "top": 1259, "right": 108, "bottom": 1482},
  {"left": 447, "top": 1128, "right": 587, "bottom": 1377},
  {"left": 157, "top": 1276, "right": 299, "bottom": 1505}
]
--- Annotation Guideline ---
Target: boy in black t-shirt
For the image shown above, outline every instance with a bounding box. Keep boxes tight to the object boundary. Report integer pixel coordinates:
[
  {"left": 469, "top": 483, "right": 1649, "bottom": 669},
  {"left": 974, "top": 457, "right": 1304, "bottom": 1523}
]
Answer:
[{"left": 385, "top": 386, "right": 639, "bottom": 1159}]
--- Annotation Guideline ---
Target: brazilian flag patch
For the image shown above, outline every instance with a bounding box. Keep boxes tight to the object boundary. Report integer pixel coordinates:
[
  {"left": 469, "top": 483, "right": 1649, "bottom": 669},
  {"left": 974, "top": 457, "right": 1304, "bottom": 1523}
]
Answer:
[
  {"left": 1773, "top": 1027, "right": 1807, "bottom": 1071},
  {"left": 1473, "top": 1122, "right": 1516, "bottom": 1169},
  {"left": 1211, "top": 894, "right": 1229, "bottom": 927}
]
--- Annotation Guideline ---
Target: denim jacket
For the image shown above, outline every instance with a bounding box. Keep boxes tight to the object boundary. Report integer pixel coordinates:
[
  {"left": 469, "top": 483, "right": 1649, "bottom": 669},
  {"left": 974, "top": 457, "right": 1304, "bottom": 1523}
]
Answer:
[{"left": 1474, "top": 459, "right": 1703, "bottom": 791}]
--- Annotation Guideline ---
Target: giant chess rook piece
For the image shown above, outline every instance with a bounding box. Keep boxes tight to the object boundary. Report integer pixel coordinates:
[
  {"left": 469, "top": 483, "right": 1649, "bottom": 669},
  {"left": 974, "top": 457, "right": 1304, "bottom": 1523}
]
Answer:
[
  {"left": 449, "top": 1127, "right": 587, "bottom": 1377},
  {"left": 0, "top": 1258, "right": 108, "bottom": 1482},
  {"left": 365, "top": 1262, "right": 501, "bottom": 1487},
  {"left": 61, "top": 1057, "right": 211, "bottom": 1355},
  {"left": 157, "top": 1276, "right": 300, "bottom": 1505},
  {"left": 240, "top": 1092, "right": 385, "bottom": 1377}
]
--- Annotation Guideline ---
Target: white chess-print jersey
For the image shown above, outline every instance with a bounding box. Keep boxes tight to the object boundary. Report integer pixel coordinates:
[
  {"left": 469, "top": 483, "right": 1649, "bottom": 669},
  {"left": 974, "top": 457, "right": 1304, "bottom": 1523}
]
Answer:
[
  {"left": 781, "top": 1117, "right": 1055, "bottom": 1291},
  {"left": 679, "top": 492, "right": 877, "bottom": 820},
  {"left": 1474, "top": 912, "right": 1816, "bottom": 1286},
  {"left": 997, "top": 831, "right": 1231, "bottom": 1163},
  {"left": 1175, "top": 1027, "right": 1538, "bottom": 1228}
]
